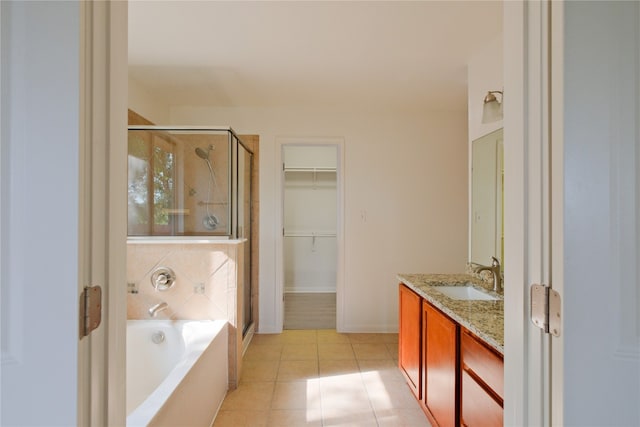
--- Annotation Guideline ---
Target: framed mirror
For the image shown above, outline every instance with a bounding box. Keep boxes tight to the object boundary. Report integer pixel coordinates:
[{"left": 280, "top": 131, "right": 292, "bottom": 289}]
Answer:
[{"left": 470, "top": 128, "right": 503, "bottom": 266}]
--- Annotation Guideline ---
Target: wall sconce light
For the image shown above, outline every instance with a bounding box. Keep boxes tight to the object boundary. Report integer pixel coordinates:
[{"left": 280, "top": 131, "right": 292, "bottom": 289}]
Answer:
[{"left": 482, "top": 90, "right": 503, "bottom": 123}]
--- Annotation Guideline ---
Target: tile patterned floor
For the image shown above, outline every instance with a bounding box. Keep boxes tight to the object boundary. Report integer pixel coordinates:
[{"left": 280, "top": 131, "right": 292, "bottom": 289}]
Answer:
[{"left": 213, "top": 329, "right": 430, "bottom": 427}]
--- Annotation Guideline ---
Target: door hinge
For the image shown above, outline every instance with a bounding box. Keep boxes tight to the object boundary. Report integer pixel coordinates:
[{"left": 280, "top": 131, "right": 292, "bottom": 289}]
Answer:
[
  {"left": 530, "top": 284, "right": 561, "bottom": 337},
  {"left": 80, "top": 285, "right": 102, "bottom": 338}
]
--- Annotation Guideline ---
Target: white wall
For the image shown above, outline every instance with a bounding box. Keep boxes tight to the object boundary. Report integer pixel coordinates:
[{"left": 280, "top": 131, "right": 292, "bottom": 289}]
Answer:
[
  {"left": 467, "top": 35, "right": 503, "bottom": 142},
  {"left": 128, "top": 75, "right": 170, "bottom": 124},
  {"left": 169, "top": 106, "right": 468, "bottom": 332}
]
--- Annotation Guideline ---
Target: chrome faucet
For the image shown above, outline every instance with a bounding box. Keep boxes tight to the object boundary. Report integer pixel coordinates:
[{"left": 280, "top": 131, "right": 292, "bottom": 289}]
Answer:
[
  {"left": 473, "top": 256, "right": 502, "bottom": 292},
  {"left": 148, "top": 301, "right": 169, "bottom": 317}
]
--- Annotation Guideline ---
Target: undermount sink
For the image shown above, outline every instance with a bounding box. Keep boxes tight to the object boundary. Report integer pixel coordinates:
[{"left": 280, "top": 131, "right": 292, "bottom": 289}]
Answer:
[{"left": 435, "top": 285, "right": 500, "bottom": 301}]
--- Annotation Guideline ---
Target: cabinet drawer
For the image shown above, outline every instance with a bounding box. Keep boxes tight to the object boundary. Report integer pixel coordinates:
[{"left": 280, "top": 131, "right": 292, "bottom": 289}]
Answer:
[
  {"left": 461, "top": 370, "right": 503, "bottom": 427},
  {"left": 461, "top": 329, "right": 503, "bottom": 399}
]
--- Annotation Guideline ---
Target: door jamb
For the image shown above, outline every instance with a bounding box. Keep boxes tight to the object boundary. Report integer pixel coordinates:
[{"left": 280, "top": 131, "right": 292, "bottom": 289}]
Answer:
[
  {"left": 503, "top": 1, "right": 552, "bottom": 425},
  {"left": 79, "top": 2, "right": 128, "bottom": 425}
]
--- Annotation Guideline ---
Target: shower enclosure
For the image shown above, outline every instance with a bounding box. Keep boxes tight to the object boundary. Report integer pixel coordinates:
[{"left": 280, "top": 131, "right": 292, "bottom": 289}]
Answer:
[
  {"left": 127, "top": 126, "right": 254, "bottom": 336},
  {"left": 127, "top": 126, "right": 252, "bottom": 239}
]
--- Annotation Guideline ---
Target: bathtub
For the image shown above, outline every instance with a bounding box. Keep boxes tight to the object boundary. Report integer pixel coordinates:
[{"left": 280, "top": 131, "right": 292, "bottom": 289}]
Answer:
[{"left": 126, "top": 320, "right": 228, "bottom": 427}]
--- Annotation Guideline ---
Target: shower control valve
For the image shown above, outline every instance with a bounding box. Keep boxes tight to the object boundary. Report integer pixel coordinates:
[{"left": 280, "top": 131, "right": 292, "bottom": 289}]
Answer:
[{"left": 150, "top": 267, "right": 176, "bottom": 291}]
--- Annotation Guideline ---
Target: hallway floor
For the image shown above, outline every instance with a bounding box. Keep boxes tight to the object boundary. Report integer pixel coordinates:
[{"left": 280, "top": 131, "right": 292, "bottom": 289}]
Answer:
[{"left": 213, "top": 329, "right": 429, "bottom": 427}]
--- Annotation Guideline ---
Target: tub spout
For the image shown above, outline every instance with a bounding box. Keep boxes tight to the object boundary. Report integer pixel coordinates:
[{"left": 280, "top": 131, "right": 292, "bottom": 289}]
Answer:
[{"left": 148, "top": 302, "right": 169, "bottom": 317}]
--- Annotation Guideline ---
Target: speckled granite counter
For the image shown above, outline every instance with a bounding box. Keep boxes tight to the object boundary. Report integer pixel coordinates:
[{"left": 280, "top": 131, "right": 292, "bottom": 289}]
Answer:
[{"left": 397, "top": 273, "right": 504, "bottom": 354}]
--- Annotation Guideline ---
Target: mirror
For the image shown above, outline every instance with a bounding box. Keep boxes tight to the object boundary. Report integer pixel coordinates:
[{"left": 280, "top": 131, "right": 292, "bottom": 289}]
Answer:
[{"left": 470, "top": 128, "right": 503, "bottom": 266}]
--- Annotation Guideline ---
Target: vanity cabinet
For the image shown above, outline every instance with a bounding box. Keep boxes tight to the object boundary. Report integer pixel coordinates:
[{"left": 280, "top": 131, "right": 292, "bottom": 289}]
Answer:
[
  {"left": 423, "top": 301, "right": 459, "bottom": 427},
  {"left": 398, "top": 281, "right": 504, "bottom": 427},
  {"left": 460, "top": 328, "right": 503, "bottom": 427},
  {"left": 398, "top": 284, "right": 422, "bottom": 399}
]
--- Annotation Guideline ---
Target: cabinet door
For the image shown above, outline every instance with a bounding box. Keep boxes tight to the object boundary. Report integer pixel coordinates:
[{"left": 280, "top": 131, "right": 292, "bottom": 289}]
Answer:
[
  {"left": 424, "top": 301, "right": 458, "bottom": 427},
  {"left": 399, "top": 284, "right": 422, "bottom": 398}
]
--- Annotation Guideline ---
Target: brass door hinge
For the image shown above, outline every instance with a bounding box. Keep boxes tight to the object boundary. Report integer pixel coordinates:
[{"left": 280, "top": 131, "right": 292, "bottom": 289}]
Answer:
[
  {"left": 530, "top": 284, "right": 561, "bottom": 337},
  {"left": 80, "top": 285, "right": 102, "bottom": 338}
]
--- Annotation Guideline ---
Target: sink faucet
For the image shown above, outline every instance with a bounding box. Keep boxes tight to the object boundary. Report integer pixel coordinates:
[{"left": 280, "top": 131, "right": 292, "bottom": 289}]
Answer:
[
  {"left": 148, "top": 301, "right": 169, "bottom": 317},
  {"left": 473, "top": 256, "right": 502, "bottom": 292}
]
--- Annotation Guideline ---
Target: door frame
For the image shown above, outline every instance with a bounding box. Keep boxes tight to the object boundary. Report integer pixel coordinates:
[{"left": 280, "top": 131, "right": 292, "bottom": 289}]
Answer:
[
  {"left": 80, "top": 1, "right": 128, "bottom": 425},
  {"left": 275, "top": 137, "right": 345, "bottom": 332},
  {"left": 503, "top": 1, "right": 553, "bottom": 425},
  {"left": 549, "top": 2, "right": 564, "bottom": 425}
]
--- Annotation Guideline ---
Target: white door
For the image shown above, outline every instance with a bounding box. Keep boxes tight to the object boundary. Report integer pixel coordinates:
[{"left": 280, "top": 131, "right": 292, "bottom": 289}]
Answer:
[
  {"left": 551, "top": 1, "right": 640, "bottom": 425},
  {"left": 0, "top": 2, "right": 127, "bottom": 425},
  {"left": 505, "top": 1, "right": 640, "bottom": 425}
]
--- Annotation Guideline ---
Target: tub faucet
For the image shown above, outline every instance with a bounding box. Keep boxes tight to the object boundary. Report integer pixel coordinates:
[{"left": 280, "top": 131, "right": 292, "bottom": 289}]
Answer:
[
  {"left": 148, "top": 302, "right": 169, "bottom": 317},
  {"left": 473, "top": 256, "right": 503, "bottom": 293}
]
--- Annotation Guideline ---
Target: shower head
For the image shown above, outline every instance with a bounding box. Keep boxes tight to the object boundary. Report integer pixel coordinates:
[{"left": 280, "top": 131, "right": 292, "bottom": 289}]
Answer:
[{"left": 195, "top": 147, "right": 209, "bottom": 160}]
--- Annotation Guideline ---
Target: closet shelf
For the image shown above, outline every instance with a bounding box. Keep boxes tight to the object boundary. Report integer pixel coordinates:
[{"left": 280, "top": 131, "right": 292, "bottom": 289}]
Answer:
[
  {"left": 284, "top": 231, "right": 337, "bottom": 238},
  {"left": 284, "top": 167, "right": 337, "bottom": 189},
  {"left": 284, "top": 167, "right": 336, "bottom": 173}
]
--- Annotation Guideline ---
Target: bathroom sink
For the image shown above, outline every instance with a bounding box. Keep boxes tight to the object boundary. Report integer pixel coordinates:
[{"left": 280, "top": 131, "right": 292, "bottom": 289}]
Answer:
[{"left": 435, "top": 285, "right": 500, "bottom": 301}]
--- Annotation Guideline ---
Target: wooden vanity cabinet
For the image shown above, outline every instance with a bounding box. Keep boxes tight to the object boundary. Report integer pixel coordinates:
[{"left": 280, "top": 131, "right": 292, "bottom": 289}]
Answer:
[
  {"left": 460, "top": 328, "right": 504, "bottom": 427},
  {"left": 423, "top": 300, "right": 459, "bottom": 427},
  {"left": 398, "top": 284, "right": 422, "bottom": 399}
]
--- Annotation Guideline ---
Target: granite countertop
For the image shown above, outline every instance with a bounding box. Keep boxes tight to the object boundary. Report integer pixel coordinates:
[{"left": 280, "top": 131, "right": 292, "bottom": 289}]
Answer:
[{"left": 397, "top": 273, "right": 504, "bottom": 354}]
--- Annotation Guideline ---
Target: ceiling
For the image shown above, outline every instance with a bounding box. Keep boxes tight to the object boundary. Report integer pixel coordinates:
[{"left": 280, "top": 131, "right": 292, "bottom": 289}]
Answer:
[{"left": 128, "top": 1, "right": 502, "bottom": 113}]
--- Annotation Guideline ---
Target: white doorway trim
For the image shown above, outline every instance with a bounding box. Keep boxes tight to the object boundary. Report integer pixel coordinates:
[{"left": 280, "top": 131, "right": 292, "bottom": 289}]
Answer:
[
  {"left": 275, "top": 137, "right": 345, "bottom": 332},
  {"left": 503, "top": 1, "right": 550, "bottom": 425}
]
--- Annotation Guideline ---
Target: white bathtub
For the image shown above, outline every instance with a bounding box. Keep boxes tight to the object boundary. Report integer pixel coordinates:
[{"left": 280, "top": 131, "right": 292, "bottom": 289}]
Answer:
[{"left": 126, "top": 320, "right": 228, "bottom": 427}]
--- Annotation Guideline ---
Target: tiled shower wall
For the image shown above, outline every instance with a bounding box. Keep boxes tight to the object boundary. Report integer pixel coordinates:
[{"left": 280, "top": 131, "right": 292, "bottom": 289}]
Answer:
[
  {"left": 127, "top": 240, "right": 245, "bottom": 388},
  {"left": 127, "top": 241, "right": 241, "bottom": 320}
]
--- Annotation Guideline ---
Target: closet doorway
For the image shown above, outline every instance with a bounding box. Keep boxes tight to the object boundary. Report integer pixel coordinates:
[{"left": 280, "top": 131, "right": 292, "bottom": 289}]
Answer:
[{"left": 282, "top": 145, "right": 338, "bottom": 329}]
